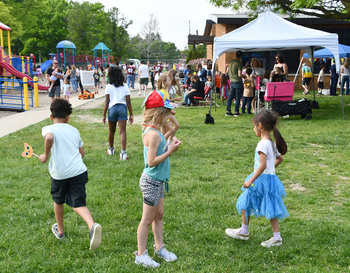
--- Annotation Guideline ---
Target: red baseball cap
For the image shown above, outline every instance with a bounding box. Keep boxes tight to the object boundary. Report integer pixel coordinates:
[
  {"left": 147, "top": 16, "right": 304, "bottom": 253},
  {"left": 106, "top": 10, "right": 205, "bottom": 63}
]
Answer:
[{"left": 144, "top": 91, "right": 173, "bottom": 109}]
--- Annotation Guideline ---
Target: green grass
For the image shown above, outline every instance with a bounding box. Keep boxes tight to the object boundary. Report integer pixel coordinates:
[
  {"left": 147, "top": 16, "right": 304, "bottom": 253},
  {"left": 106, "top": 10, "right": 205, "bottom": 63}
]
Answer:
[{"left": 1, "top": 92, "right": 350, "bottom": 272}]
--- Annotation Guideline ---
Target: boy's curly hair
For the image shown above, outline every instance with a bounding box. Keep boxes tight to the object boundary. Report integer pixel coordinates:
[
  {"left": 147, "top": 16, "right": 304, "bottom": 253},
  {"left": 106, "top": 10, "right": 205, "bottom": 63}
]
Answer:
[{"left": 50, "top": 98, "right": 72, "bottom": 118}]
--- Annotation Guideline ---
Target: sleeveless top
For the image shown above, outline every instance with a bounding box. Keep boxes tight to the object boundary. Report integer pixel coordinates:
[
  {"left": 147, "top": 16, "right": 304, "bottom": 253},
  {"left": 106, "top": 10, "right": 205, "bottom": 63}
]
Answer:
[{"left": 143, "top": 127, "right": 170, "bottom": 182}]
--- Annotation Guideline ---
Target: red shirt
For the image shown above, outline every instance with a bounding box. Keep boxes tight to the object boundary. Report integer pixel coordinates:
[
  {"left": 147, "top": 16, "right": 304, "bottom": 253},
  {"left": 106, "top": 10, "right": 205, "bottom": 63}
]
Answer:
[
  {"left": 154, "top": 65, "right": 163, "bottom": 75},
  {"left": 126, "top": 66, "right": 135, "bottom": 75}
]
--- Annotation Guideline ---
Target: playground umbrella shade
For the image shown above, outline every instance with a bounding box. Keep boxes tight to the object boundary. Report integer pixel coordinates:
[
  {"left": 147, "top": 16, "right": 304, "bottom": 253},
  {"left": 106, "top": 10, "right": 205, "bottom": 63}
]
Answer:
[
  {"left": 56, "top": 40, "right": 77, "bottom": 68},
  {"left": 92, "top": 42, "right": 112, "bottom": 69}
]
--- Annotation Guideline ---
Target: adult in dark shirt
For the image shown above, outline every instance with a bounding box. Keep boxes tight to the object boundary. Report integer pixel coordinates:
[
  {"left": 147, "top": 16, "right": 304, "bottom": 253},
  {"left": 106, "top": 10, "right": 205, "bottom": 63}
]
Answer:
[
  {"left": 186, "top": 75, "right": 205, "bottom": 106},
  {"left": 330, "top": 59, "right": 338, "bottom": 96},
  {"left": 45, "top": 60, "right": 63, "bottom": 102}
]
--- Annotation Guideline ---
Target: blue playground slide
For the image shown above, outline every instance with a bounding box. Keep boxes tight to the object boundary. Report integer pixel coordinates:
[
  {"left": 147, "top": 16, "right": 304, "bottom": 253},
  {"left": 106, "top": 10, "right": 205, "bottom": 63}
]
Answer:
[{"left": 40, "top": 60, "right": 53, "bottom": 73}]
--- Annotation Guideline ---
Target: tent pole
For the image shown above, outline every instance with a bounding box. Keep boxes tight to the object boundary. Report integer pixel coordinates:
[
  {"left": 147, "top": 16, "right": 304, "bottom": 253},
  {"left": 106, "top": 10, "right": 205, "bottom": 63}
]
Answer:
[
  {"left": 294, "top": 57, "right": 304, "bottom": 83},
  {"left": 311, "top": 46, "right": 316, "bottom": 102}
]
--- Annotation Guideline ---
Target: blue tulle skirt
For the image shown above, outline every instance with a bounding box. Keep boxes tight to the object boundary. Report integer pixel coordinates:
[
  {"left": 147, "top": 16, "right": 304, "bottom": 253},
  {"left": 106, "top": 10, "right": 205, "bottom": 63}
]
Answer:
[{"left": 236, "top": 173, "right": 289, "bottom": 222}]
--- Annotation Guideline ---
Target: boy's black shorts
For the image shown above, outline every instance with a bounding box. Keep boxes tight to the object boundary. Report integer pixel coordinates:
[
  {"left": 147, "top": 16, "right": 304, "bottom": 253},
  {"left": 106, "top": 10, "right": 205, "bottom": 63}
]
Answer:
[{"left": 51, "top": 171, "right": 88, "bottom": 208}]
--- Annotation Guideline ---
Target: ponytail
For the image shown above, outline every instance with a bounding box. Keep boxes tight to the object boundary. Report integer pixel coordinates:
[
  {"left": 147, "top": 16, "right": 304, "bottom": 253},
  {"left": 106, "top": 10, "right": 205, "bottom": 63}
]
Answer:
[{"left": 273, "top": 127, "right": 287, "bottom": 155}]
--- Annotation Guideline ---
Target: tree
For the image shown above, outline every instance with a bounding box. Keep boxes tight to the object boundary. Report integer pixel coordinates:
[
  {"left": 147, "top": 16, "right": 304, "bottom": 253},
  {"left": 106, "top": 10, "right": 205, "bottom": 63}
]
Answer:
[
  {"left": 208, "top": 0, "right": 350, "bottom": 20},
  {"left": 105, "top": 7, "right": 132, "bottom": 59},
  {"left": 67, "top": 1, "right": 107, "bottom": 54},
  {"left": 140, "top": 14, "right": 161, "bottom": 60}
]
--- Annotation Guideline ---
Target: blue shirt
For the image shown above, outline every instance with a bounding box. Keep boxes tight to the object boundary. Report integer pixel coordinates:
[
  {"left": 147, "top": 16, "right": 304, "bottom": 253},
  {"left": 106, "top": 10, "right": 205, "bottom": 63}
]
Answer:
[{"left": 143, "top": 128, "right": 170, "bottom": 182}]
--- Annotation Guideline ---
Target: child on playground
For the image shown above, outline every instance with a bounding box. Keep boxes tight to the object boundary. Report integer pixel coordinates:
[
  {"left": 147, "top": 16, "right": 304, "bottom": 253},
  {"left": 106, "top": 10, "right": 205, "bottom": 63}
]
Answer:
[
  {"left": 135, "top": 91, "right": 181, "bottom": 268},
  {"left": 225, "top": 109, "right": 289, "bottom": 248},
  {"left": 93, "top": 69, "right": 100, "bottom": 94},
  {"left": 63, "top": 78, "right": 71, "bottom": 101},
  {"left": 242, "top": 67, "right": 255, "bottom": 114},
  {"left": 48, "top": 67, "right": 63, "bottom": 92},
  {"left": 102, "top": 66, "right": 134, "bottom": 160},
  {"left": 318, "top": 64, "right": 326, "bottom": 95},
  {"left": 39, "top": 98, "right": 102, "bottom": 250}
]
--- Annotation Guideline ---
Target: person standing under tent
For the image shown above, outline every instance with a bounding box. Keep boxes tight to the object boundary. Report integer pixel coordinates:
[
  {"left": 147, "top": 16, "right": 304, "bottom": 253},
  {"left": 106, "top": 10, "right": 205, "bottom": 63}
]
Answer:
[
  {"left": 226, "top": 51, "right": 244, "bottom": 117},
  {"left": 330, "top": 59, "right": 338, "bottom": 96},
  {"left": 301, "top": 63, "right": 313, "bottom": 95},
  {"left": 340, "top": 58, "right": 350, "bottom": 95}
]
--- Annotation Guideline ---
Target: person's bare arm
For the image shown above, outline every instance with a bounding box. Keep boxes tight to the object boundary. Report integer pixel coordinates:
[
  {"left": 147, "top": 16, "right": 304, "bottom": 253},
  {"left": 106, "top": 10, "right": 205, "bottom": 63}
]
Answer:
[
  {"left": 126, "top": 95, "right": 133, "bottom": 125},
  {"left": 39, "top": 133, "right": 54, "bottom": 163},
  {"left": 79, "top": 147, "right": 85, "bottom": 158},
  {"left": 243, "top": 152, "right": 267, "bottom": 188},
  {"left": 145, "top": 131, "right": 181, "bottom": 167},
  {"left": 102, "top": 94, "right": 110, "bottom": 124}
]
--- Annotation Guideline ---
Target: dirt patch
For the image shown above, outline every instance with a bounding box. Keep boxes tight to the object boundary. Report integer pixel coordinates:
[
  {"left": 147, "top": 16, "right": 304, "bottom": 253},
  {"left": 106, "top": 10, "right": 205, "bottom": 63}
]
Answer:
[
  {"left": 307, "top": 143, "right": 324, "bottom": 148},
  {"left": 288, "top": 182, "right": 307, "bottom": 192}
]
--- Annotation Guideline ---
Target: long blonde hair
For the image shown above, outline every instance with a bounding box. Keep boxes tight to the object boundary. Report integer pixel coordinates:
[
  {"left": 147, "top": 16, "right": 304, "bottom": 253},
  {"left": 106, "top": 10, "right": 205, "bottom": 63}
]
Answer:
[
  {"left": 168, "top": 69, "right": 182, "bottom": 96},
  {"left": 143, "top": 107, "right": 171, "bottom": 129},
  {"left": 344, "top": 58, "right": 349, "bottom": 69},
  {"left": 157, "top": 71, "right": 169, "bottom": 90}
]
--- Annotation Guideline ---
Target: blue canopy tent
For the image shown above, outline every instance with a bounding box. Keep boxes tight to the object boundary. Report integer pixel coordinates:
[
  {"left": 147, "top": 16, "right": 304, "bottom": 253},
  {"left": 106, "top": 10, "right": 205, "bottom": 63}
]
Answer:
[
  {"left": 92, "top": 42, "right": 111, "bottom": 69},
  {"left": 303, "top": 44, "right": 350, "bottom": 58},
  {"left": 56, "top": 40, "right": 76, "bottom": 68}
]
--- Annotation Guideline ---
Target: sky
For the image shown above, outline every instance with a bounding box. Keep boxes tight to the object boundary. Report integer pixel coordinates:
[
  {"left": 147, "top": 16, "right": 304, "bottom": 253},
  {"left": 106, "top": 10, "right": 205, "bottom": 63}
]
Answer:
[{"left": 82, "top": 0, "right": 233, "bottom": 50}]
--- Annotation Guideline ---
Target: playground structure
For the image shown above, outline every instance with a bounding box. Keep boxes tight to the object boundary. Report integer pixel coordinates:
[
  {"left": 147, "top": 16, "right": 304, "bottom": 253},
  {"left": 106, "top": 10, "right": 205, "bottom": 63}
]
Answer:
[
  {"left": 0, "top": 21, "right": 46, "bottom": 111},
  {"left": 56, "top": 40, "right": 76, "bottom": 68}
]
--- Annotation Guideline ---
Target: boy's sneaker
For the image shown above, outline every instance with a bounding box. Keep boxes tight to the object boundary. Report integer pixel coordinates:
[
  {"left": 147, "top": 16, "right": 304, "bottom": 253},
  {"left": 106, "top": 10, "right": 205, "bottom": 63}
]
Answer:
[
  {"left": 134, "top": 249, "right": 160, "bottom": 268},
  {"left": 234, "top": 113, "right": 241, "bottom": 117},
  {"left": 225, "top": 228, "right": 249, "bottom": 240},
  {"left": 52, "top": 223, "right": 65, "bottom": 239},
  {"left": 48, "top": 86, "right": 52, "bottom": 93},
  {"left": 225, "top": 111, "right": 234, "bottom": 116},
  {"left": 107, "top": 147, "right": 114, "bottom": 155},
  {"left": 89, "top": 223, "right": 102, "bottom": 250},
  {"left": 120, "top": 152, "right": 129, "bottom": 161},
  {"left": 261, "top": 237, "right": 282, "bottom": 248},
  {"left": 154, "top": 244, "right": 177, "bottom": 262}
]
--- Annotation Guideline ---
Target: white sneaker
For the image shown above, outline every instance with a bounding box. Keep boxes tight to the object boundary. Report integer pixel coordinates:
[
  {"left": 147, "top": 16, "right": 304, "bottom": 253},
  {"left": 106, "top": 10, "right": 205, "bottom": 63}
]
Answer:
[
  {"left": 89, "top": 223, "right": 102, "bottom": 250},
  {"left": 107, "top": 147, "right": 114, "bottom": 155},
  {"left": 154, "top": 244, "right": 177, "bottom": 262},
  {"left": 134, "top": 249, "right": 160, "bottom": 268},
  {"left": 120, "top": 152, "right": 129, "bottom": 161},
  {"left": 225, "top": 228, "right": 249, "bottom": 240},
  {"left": 261, "top": 237, "right": 282, "bottom": 248}
]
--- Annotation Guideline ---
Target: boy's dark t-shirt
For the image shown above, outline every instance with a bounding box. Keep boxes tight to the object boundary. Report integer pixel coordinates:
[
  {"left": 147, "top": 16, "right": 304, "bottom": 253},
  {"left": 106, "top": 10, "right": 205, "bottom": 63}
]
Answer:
[
  {"left": 94, "top": 73, "right": 100, "bottom": 83},
  {"left": 47, "top": 68, "right": 61, "bottom": 88}
]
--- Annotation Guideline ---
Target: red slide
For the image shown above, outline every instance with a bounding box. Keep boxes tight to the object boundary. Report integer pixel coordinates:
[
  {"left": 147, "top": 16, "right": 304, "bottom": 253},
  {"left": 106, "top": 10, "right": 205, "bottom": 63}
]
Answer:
[{"left": 0, "top": 61, "right": 49, "bottom": 90}]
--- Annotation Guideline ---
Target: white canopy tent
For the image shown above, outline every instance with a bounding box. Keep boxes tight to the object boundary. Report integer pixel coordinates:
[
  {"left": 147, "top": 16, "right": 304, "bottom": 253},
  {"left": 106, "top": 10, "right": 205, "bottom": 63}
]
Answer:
[
  {"left": 209, "top": 11, "right": 345, "bottom": 119},
  {"left": 213, "top": 11, "right": 340, "bottom": 72}
]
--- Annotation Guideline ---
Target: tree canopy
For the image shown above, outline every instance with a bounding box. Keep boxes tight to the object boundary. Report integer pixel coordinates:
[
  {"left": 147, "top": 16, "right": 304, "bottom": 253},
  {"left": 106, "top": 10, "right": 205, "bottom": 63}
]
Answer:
[
  {"left": 0, "top": 0, "right": 181, "bottom": 62},
  {"left": 209, "top": 0, "right": 350, "bottom": 20}
]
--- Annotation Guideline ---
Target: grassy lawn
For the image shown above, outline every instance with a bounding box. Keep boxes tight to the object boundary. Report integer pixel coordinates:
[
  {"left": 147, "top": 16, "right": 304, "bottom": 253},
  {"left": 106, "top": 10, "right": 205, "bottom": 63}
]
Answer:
[{"left": 1, "top": 92, "right": 350, "bottom": 272}]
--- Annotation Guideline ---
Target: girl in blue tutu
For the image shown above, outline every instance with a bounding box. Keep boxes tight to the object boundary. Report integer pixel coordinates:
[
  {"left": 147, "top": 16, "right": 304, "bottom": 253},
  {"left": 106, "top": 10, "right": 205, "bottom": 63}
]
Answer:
[{"left": 226, "top": 109, "right": 289, "bottom": 248}]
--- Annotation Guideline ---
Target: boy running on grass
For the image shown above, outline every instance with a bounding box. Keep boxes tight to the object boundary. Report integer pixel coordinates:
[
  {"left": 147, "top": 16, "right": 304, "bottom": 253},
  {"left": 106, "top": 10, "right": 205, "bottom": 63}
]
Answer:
[{"left": 39, "top": 98, "right": 102, "bottom": 250}]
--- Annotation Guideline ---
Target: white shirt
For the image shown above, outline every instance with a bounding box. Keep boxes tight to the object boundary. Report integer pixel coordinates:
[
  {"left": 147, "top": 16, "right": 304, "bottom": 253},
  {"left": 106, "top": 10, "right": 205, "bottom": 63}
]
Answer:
[
  {"left": 42, "top": 123, "right": 87, "bottom": 180},
  {"left": 139, "top": 64, "right": 149, "bottom": 78},
  {"left": 105, "top": 84, "right": 130, "bottom": 109},
  {"left": 254, "top": 139, "right": 281, "bottom": 175},
  {"left": 342, "top": 65, "right": 350, "bottom": 76}
]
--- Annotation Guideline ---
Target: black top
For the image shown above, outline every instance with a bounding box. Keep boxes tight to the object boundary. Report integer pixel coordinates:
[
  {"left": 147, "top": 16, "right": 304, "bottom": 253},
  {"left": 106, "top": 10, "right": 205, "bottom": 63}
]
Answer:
[
  {"left": 47, "top": 68, "right": 61, "bottom": 87},
  {"left": 193, "top": 81, "right": 205, "bottom": 96}
]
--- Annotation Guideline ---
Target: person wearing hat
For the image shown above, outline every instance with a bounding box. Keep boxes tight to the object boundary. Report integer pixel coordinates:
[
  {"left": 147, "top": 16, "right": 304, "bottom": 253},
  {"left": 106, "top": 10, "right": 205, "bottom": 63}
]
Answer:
[
  {"left": 226, "top": 50, "right": 244, "bottom": 117},
  {"left": 135, "top": 91, "right": 181, "bottom": 268}
]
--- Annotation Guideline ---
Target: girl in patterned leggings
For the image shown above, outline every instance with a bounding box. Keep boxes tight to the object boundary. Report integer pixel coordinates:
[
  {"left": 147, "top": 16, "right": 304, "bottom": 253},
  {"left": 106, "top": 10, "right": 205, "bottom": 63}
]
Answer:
[{"left": 135, "top": 91, "right": 181, "bottom": 268}]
